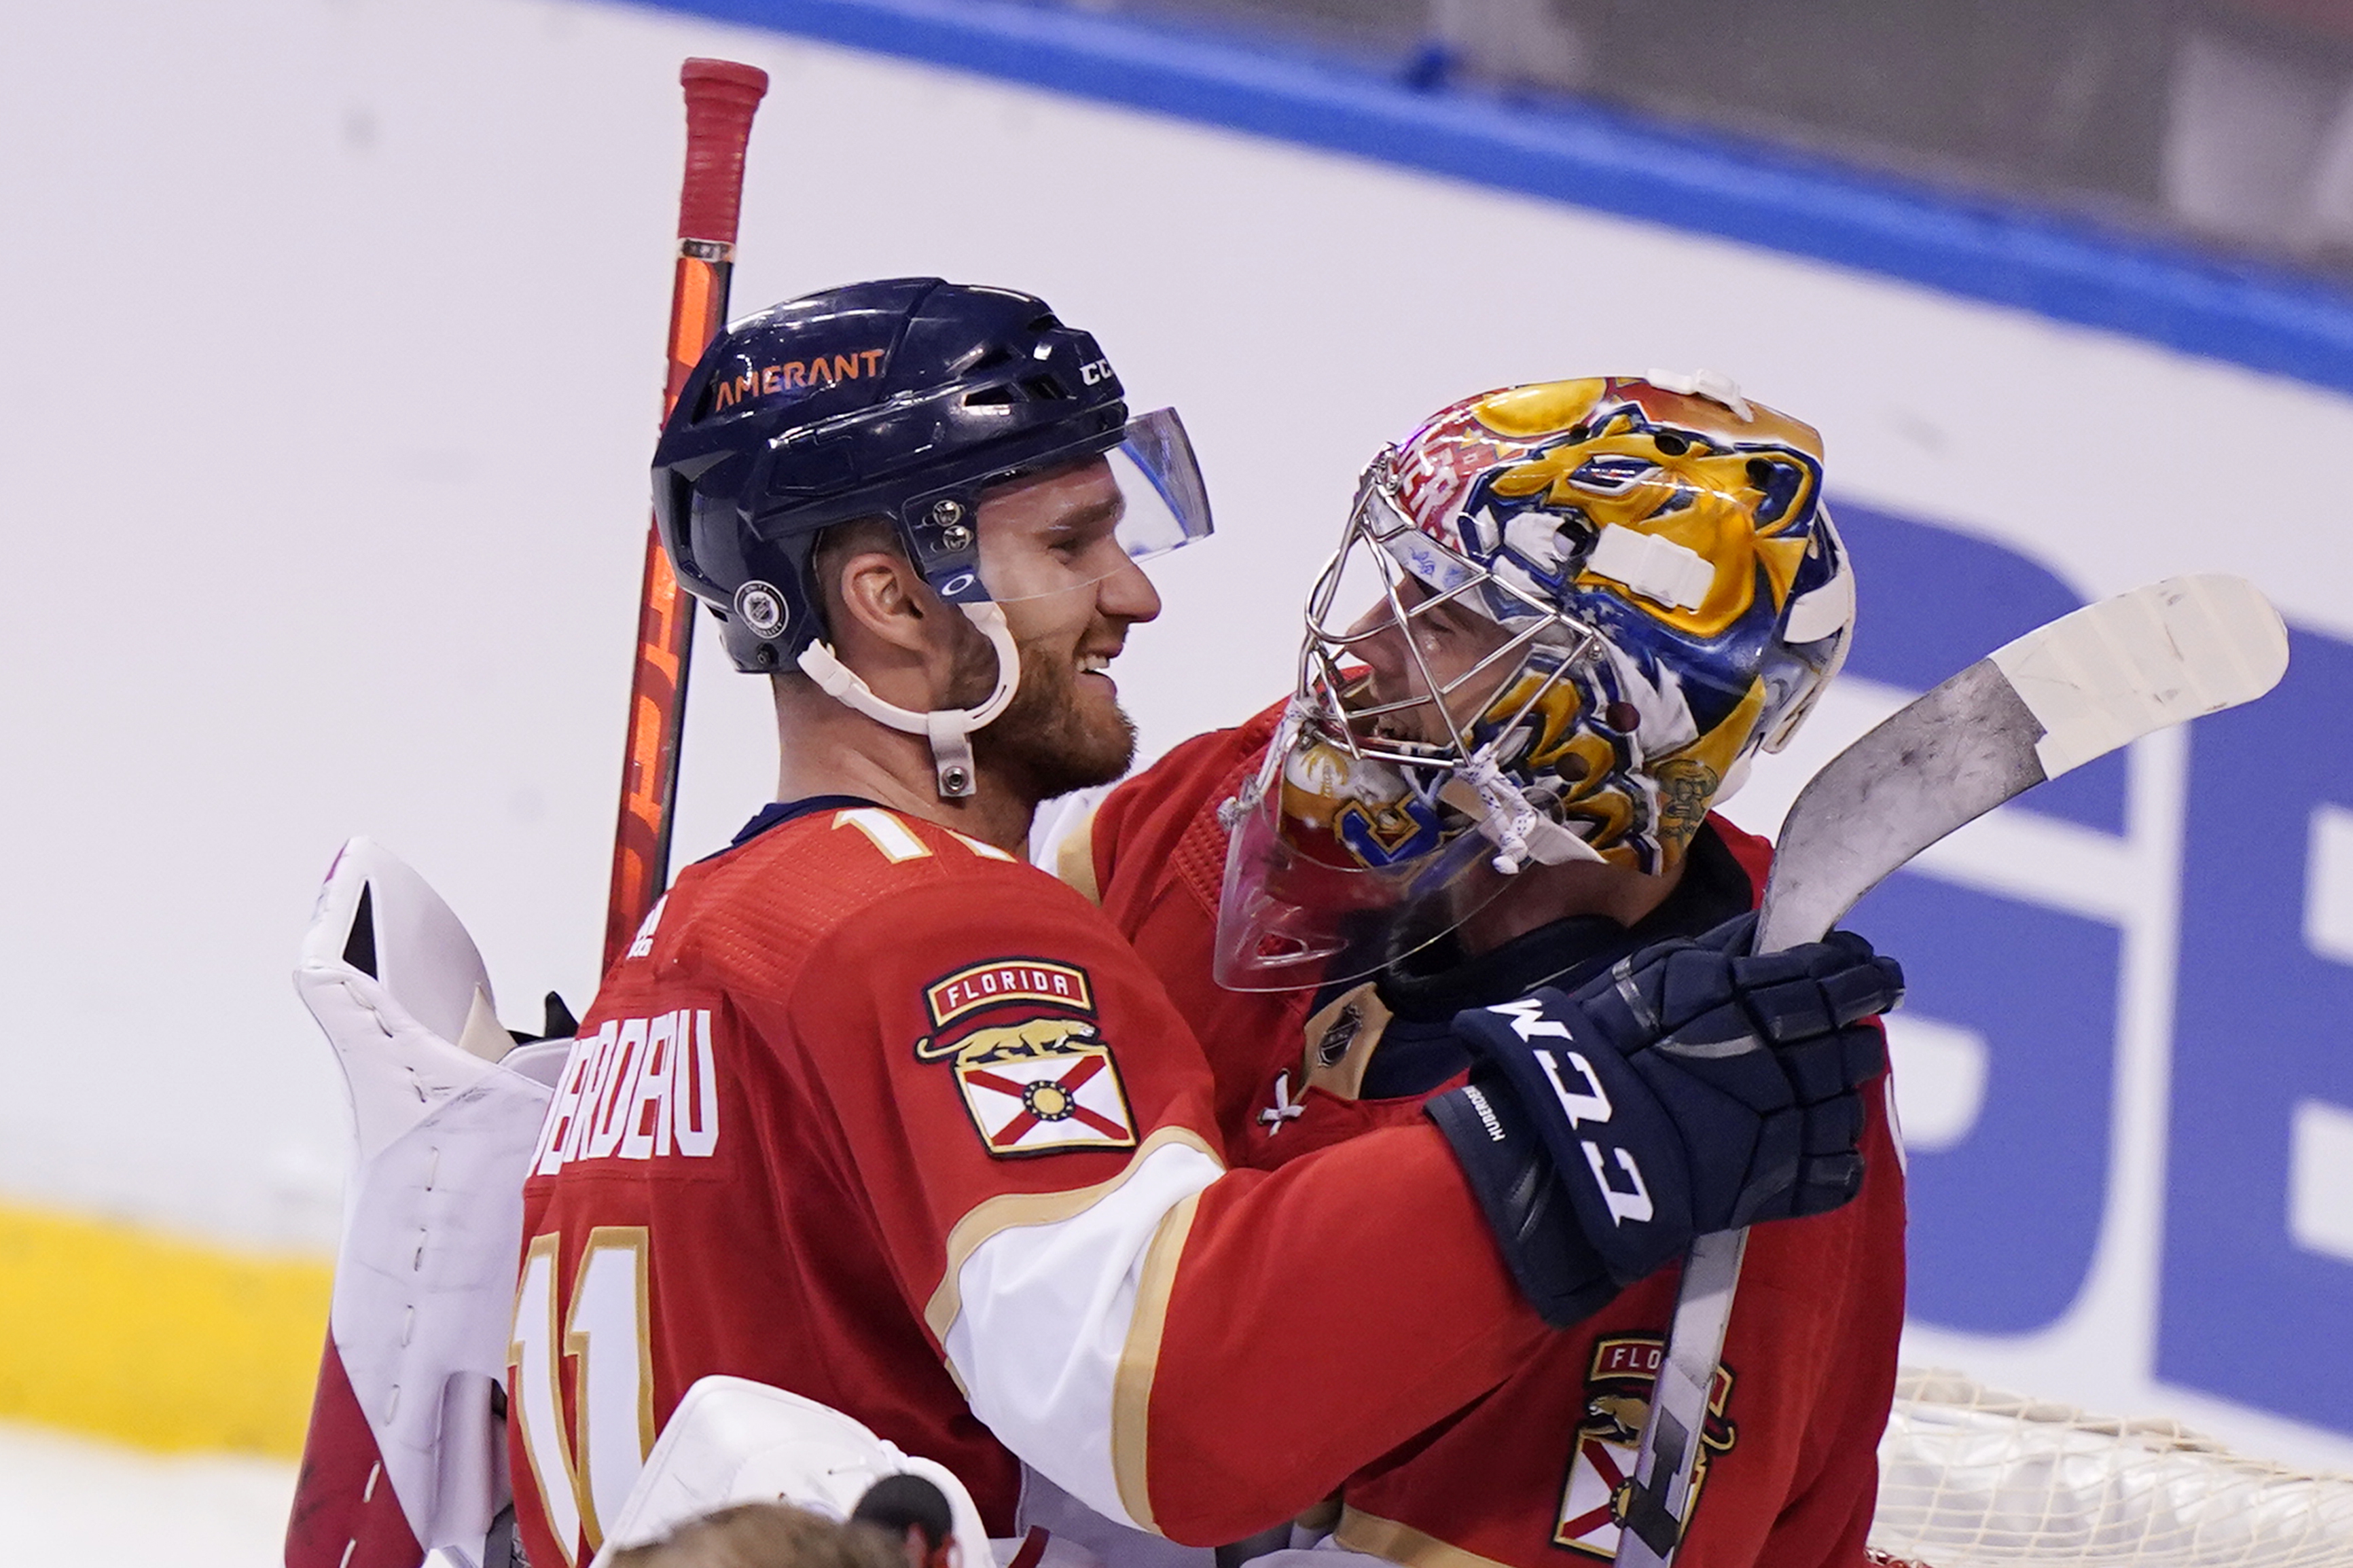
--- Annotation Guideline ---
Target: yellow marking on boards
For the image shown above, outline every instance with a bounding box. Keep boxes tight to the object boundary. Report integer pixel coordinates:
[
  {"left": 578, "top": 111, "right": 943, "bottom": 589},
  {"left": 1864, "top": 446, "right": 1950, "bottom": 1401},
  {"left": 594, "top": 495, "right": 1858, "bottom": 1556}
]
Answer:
[{"left": 0, "top": 1199, "right": 331, "bottom": 1457}]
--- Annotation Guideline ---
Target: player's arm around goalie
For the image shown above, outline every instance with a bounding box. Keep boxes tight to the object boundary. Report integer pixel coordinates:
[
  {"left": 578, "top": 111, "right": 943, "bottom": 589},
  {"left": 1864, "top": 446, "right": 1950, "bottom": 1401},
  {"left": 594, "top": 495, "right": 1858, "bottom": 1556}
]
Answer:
[{"left": 734, "top": 843, "right": 1558, "bottom": 1547}]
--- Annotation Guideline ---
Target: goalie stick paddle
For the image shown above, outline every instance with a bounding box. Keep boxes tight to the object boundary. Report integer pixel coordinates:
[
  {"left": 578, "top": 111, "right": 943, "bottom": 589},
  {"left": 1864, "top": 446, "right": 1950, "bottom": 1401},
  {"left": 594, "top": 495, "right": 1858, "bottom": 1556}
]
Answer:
[
  {"left": 603, "top": 58, "right": 770, "bottom": 975},
  {"left": 1610, "top": 573, "right": 2290, "bottom": 1568}
]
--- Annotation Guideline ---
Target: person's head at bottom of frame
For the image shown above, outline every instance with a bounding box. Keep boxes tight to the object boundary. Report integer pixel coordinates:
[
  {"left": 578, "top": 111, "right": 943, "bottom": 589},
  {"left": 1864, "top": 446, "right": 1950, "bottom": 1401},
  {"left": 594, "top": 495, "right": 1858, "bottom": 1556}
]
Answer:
[
  {"left": 609, "top": 1475, "right": 956, "bottom": 1568},
  {"left": 1213, "top": 371, "right": 1857, "bottom": 993},
  {"left": 653, "top": 277, "right": 1213, "bottom": 840},
  {"left": 607, "top": 1503, "right": 900, "bottom": 1568}
]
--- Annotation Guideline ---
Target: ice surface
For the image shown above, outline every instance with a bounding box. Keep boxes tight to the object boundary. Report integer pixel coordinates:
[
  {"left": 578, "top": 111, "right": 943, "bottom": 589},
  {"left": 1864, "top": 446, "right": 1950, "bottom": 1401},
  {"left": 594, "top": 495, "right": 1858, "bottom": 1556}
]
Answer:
[{"left": 0, "top": 1419, "right": 292, "bottom": 1567}]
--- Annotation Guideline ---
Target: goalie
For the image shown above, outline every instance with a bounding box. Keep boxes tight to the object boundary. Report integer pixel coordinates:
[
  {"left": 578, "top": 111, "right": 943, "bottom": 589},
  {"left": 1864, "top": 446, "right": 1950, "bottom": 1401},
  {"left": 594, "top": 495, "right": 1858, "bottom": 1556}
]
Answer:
[{"left": 1061, "top": 374, "right": 1909, "bottom": 1567}]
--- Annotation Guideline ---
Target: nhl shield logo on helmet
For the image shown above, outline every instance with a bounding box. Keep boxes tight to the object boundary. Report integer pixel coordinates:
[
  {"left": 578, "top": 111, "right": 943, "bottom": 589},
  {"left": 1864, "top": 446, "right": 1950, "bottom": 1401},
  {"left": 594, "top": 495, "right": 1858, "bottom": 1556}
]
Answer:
[{"left": 732, "top": 580, "right": 789, "bottom": 640}]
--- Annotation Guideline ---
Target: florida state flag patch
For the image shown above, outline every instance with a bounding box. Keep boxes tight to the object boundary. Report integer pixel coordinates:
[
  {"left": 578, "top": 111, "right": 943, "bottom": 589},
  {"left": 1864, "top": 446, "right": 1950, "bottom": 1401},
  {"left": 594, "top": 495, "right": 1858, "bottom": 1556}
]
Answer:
[{"left": 918, "top": 960, "right": 1136, "bottom": 1158}]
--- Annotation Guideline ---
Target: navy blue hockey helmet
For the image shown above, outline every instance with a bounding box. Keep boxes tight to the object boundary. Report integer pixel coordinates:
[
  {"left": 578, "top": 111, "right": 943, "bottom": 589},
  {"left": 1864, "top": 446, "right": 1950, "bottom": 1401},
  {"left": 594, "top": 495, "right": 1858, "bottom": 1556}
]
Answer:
[{"left": 653, "top": 278, "right": 1212, "bottom": 674}]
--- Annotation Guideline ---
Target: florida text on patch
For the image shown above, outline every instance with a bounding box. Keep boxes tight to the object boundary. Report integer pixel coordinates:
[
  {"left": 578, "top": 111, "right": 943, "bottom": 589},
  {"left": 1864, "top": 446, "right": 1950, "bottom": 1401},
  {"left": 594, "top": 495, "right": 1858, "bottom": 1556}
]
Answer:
[
  {"left": 918, "top": 959, "right": 1134, "bottom": 1158},
  {"left": 923, "top": 958, "right": 1095, "bottom": 1034}
]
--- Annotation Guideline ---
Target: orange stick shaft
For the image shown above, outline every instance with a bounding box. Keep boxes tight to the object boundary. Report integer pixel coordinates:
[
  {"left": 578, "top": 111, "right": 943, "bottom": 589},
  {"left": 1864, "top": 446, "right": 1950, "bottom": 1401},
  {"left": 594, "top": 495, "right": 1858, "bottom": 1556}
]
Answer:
[{"left": 603, "top": 59, "right": 768, "bottom": 975}]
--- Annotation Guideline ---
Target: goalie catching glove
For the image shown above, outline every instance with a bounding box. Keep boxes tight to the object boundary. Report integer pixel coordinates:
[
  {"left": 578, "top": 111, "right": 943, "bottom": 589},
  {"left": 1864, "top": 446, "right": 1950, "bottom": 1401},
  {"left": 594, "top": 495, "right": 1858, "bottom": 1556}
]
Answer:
[{"left": 1428, "top": 913, "right": 1902, "bottom": 1326}]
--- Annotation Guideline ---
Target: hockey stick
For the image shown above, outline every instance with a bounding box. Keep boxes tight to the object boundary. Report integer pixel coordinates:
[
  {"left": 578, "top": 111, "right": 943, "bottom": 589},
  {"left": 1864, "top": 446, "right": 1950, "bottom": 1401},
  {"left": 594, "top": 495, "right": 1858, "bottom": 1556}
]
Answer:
[
  {"left": 603, "top": 58, "right": 770, "bottom": 974},
  {"left": 1611, "top": 574, "right": 2291, "bottom": 1568}
]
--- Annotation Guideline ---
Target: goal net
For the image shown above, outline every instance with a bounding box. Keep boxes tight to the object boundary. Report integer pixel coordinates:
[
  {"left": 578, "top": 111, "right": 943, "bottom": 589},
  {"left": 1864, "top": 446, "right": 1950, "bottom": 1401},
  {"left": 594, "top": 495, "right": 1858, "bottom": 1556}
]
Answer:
[{"left": 1869, "top": 1370, "right": 2353, "bottom": 1567}]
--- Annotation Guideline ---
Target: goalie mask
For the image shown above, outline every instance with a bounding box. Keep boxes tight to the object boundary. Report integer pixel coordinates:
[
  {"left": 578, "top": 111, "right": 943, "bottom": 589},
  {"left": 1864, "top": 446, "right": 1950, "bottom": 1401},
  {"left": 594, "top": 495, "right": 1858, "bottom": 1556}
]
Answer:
[{"left": 1215, "top": 373, "right": 1854, "bottom": 990}]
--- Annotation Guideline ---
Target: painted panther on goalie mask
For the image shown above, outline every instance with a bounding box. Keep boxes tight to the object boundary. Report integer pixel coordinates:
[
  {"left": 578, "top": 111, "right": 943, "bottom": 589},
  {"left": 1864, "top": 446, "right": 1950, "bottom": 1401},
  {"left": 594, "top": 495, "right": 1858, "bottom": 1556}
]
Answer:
[{"left": 1416, "top": 381, "right": 1841, "bottom": 869}]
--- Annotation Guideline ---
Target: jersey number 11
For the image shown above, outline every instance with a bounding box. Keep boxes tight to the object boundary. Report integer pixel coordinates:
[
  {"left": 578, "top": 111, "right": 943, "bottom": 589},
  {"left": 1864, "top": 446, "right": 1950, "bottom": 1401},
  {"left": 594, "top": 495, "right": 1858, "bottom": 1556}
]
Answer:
[{"left": 509, "top": 1227, "right": 655, "bottom": 1565}]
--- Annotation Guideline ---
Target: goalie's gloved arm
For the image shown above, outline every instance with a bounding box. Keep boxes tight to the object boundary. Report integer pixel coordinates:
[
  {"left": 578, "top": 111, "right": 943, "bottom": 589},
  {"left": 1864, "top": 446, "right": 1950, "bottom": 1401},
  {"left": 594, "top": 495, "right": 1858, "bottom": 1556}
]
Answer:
[{"left": 1439, "top": 912, "right": 1903, "bottom": 1290}]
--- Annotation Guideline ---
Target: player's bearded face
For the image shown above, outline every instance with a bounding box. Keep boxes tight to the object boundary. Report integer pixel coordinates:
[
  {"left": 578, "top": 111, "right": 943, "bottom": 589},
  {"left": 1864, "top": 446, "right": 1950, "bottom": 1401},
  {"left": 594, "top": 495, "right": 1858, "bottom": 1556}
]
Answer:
[{"left": 958, "top": 460, "right": 1162, "bottom": 801}]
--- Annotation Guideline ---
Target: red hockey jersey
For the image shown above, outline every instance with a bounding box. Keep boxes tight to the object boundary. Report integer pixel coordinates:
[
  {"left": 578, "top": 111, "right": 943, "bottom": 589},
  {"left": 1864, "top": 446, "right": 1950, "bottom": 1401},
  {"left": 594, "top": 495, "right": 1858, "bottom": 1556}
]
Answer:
[
  {"left": 510, "top": 799, "right": 1553, "bottom": 1568},
  {"left": 1076, "top": 709, "right": 1909, "bottom": 1568}
]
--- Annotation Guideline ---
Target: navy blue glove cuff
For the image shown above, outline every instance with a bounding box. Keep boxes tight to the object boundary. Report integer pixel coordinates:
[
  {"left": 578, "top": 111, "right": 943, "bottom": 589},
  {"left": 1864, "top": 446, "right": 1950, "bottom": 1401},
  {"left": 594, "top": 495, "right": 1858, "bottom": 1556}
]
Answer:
[
  {"left": 1426, "top": 1078, "right": 1617, "bottom": 1328},
  {"left": 1452, "top": 998, "right": 1704, "bottom": 1285}
]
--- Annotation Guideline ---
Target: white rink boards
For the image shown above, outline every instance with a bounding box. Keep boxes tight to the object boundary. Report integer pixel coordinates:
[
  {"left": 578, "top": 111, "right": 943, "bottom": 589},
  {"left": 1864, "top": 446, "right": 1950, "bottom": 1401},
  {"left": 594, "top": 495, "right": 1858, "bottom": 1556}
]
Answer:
[{"left": 1, "top": 0, "right": 2350, "bottom": 1482}]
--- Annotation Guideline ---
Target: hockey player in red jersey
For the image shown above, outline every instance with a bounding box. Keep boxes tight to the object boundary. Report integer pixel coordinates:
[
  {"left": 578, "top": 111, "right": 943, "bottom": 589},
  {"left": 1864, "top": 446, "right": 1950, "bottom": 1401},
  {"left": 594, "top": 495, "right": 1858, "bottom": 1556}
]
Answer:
[
  {"left": 516, "top": 282, "right": 1900, "bottom": 1568},
  {"left": 1067, "top": 376, "right": 1907, "bottom": 1567}
]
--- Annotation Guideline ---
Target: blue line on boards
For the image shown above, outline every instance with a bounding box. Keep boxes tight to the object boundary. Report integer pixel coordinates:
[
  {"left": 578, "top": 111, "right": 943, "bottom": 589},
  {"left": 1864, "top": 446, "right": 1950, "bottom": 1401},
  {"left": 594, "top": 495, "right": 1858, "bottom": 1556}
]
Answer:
[{"left": 631, "top": 0, "right": 2353, "bottom": 398}]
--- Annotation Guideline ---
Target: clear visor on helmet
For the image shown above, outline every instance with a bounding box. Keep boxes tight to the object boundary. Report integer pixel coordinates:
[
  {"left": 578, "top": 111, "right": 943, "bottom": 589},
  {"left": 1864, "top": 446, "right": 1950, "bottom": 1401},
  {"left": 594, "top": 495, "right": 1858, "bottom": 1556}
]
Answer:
[
  {"left": 969, "top": 407, "right": 1214, "bottom": 605},
  {"left": 1211, "top": 456, "right": 1606, "bottom": 991}
]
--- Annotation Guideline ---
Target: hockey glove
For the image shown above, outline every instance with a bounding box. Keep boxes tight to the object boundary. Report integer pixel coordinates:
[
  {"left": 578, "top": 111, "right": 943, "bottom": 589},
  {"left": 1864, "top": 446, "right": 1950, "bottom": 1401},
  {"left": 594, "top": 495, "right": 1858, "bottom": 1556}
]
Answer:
[
  {"left": 1426, "top": 1069, "right": 1621, "bottom": 1326},
  {"left": 1430, "top": 912, "right": 1902, "bottom": 1299}
]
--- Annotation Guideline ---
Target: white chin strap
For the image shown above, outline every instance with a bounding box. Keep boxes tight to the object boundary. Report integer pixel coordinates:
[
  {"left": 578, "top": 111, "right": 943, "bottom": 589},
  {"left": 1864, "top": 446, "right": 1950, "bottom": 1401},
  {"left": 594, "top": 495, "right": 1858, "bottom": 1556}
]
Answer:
[{"left": 795, "top": 602, "right": 1022, "bottom": 799}]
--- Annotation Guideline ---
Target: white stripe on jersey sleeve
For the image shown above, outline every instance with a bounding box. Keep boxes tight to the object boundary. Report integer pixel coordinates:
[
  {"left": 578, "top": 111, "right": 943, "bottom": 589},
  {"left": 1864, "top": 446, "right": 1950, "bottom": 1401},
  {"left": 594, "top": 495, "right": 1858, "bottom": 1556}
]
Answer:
[{"left": 936, "top": 1131, "right": 1223, "bottom": 1532}]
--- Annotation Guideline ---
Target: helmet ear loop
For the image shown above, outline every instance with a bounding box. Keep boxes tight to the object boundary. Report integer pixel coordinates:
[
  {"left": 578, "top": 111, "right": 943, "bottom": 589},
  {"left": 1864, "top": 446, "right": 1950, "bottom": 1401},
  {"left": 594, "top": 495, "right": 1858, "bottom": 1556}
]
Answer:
[{"left": 929, "top": 602, "right": 1021, "bottom": 797}]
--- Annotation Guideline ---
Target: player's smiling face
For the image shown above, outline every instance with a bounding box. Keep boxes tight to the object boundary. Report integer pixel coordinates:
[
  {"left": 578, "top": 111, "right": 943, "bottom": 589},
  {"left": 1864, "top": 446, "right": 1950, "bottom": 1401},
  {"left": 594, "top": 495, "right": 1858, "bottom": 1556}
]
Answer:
[{"left": 967, "top": 457, "right": 1162, "bottom": 797}]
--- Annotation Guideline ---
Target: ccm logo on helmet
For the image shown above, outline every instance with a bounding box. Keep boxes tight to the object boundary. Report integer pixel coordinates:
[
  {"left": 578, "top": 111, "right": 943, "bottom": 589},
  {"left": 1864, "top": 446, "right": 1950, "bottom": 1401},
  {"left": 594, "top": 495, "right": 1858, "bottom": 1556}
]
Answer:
[
  {"left": 1488, "top": 998, "right": 1657, "bottom": 1227},
  {"left": 1079, "top": 357, "right": 1113, "bottom": 386},
  {"left": 708, "top": 348, "right": 889, "bottom": 412}
]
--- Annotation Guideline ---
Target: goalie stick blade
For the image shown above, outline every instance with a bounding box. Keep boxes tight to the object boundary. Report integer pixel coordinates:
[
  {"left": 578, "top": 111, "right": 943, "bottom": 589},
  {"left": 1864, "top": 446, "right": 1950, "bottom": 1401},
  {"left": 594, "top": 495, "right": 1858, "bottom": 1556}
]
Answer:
[
  {"left": 1753, "top": 657, "right": 2043, "bottom": 954},
  {"left": 1617, "top": 573, "right": 2287, "bottom": 1568},
  {"left": 1757, "top": 572, "right": 2286, "bottom": 951}
]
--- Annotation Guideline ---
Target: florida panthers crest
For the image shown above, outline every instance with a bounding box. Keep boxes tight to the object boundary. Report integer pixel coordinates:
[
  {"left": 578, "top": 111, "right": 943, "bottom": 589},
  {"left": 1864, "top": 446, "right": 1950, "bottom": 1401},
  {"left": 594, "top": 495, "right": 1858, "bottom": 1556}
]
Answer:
[
  {"left": 916, "top": 959, "right": 1137, "bottom": 1157},
  {"left": 1554, "top": 1334, "right": 1738, "bottom": 1559}
]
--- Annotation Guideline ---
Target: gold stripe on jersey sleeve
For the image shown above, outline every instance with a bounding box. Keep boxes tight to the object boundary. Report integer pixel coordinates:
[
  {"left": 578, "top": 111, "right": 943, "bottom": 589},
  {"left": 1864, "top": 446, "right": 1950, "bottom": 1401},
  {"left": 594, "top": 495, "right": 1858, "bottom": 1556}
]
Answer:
[
  {"left": 920, "top": 1124, "right": 1221, "bottom": 1347},
  {"left": 0, "top": 1198, "right": 330, "bottom": 1457},
  {"left": 1335, "top": 1506, "right": 1520, "bottom": 1568},
  {"left": 1111, "top": 1185, "right": 1200, "bottom": 1536},
  {"left": 1052, "top": 806, "right": 1103, "bottom": 905}
]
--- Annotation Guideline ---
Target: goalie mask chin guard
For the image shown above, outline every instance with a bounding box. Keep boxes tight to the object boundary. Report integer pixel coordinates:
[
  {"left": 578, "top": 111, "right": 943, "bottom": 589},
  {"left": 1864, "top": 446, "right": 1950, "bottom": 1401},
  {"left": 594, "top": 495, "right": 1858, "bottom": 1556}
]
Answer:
[
  {"left": 651, "top": 278, "right": 1213, "bottom": 797},
  {"left": 1214, "top": 374, "right": 1854, "bottom": 991}
]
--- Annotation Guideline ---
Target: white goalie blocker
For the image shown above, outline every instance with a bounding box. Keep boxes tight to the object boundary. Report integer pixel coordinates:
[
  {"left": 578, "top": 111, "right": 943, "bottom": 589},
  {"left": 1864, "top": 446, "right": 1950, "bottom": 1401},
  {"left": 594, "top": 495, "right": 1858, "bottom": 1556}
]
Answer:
[
  {"left": 287, "top": 837, "right": 569, "bottom": 1568},
  {"left": 589, "top": 1376, "right": 993, "bottom": 1568}
]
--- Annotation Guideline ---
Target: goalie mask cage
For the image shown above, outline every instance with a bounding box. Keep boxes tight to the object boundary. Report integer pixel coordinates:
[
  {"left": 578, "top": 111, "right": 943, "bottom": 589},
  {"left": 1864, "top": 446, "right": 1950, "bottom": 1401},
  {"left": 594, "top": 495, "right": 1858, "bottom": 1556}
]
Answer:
[{"left": 1868, "top": 1370, "right": 2353, "bottom": 1568}]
